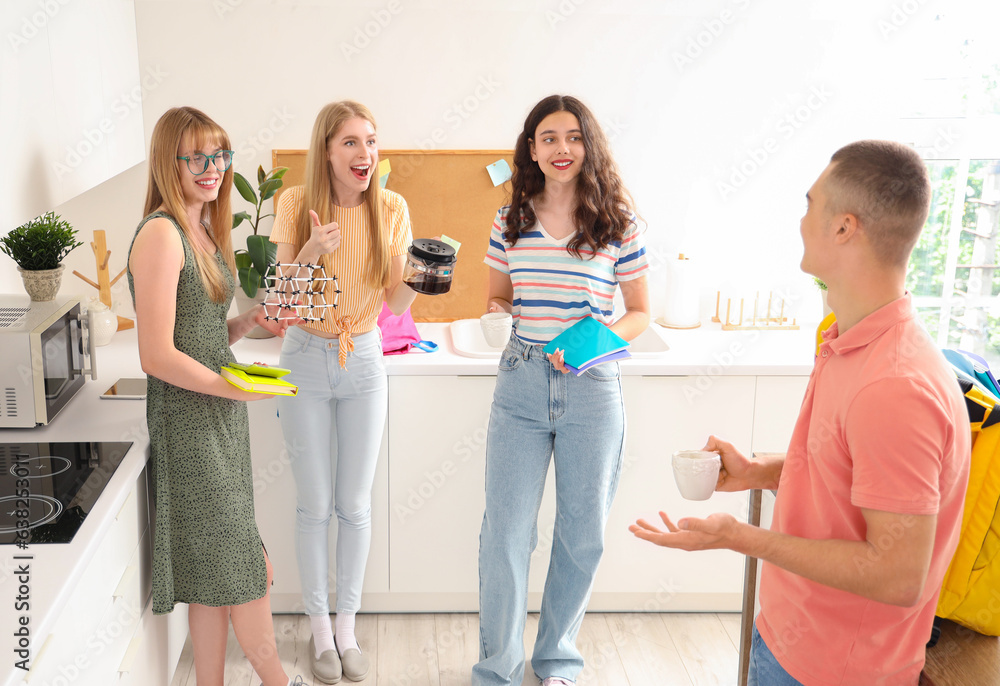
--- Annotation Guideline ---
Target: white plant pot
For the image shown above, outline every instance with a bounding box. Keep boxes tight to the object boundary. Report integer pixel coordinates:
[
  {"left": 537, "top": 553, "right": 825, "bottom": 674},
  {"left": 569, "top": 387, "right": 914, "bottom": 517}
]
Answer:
[{"left": 18, "top": 265, "right": 64, "bottom": 301}]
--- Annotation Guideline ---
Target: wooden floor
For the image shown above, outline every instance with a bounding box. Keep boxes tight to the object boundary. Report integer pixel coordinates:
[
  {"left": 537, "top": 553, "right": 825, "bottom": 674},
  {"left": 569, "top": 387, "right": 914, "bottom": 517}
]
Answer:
[
  {"left": 169, "top": 612, "right": 742, "bottom": 686},
  {"left": 922, "top": 618, "right": 1000, "bottom": 686},
  {"left": 169, "top": 612, "right": 1000, "bottom": 686}
]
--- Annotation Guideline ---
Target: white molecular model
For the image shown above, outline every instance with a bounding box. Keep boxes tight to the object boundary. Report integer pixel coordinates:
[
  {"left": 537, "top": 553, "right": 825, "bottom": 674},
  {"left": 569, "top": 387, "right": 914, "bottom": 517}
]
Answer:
[{"left": 262, "top": 262, "right": 341, "bottom": 323}]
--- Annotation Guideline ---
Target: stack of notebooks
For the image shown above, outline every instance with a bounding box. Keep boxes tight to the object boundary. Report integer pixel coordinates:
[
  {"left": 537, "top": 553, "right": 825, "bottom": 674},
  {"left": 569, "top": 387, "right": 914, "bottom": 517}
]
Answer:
[
  {"left": 221, "top": 362, "right": 298, "bottom": 396},
  {"left": 542, "top": 317, "right": 631, "bottom": 375}
]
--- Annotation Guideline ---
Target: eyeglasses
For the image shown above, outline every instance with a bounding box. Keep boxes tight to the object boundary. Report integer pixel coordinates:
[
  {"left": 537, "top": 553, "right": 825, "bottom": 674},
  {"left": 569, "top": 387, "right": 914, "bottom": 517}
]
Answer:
[{"left": 176, "top": 150, "right": 234, "bottom": 175}]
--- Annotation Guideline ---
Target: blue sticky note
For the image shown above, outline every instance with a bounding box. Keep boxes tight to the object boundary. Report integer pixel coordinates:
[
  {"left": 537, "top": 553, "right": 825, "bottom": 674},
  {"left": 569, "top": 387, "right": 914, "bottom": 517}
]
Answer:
[{"left": 487, "top": 159, "right": 512, "bottom": 187}]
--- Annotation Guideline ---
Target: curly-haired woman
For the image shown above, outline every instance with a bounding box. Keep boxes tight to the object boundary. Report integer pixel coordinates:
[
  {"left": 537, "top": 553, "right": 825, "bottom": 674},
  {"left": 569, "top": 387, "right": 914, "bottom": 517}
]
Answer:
[{"left": 473, "top": 95, "right": 650, "bottom": 686}]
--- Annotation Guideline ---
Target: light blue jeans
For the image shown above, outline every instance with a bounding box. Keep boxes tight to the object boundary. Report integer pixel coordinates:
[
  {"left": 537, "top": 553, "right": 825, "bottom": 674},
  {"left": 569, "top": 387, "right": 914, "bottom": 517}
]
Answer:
[
  {"left": 748, "top": 625, "right": 804, "bottom": 686},
  {"left": 473, "top": 335, "right": 626, "bottom": 686},
  {"left": 276, "top": 326, "right": 387, "bottom": 615}
]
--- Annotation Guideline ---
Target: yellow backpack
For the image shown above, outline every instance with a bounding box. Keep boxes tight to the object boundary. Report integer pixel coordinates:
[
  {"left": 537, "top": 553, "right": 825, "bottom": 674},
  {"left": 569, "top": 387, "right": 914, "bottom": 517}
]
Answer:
[{"left": 935, "top": 376, "right": 1000, "bottom": 635}]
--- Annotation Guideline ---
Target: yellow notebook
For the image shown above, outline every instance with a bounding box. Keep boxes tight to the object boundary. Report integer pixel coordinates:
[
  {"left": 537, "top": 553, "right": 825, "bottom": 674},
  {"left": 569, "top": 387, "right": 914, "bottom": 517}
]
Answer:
[{"left": 221, "top": 366, "right": 298, "bottom": 396}]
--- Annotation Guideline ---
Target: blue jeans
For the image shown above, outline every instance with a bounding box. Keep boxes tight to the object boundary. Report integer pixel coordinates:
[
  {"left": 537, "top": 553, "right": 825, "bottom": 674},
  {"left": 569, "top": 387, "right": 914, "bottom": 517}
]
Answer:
[
  {"left": 276, "top": 327, "right": 387, "bottom": 615},
  {"left": 748, "top": 625, "right": 803, "bottom": 686},
  {"left": 473, "top": 335, "right": 626, "bottom": 686}
]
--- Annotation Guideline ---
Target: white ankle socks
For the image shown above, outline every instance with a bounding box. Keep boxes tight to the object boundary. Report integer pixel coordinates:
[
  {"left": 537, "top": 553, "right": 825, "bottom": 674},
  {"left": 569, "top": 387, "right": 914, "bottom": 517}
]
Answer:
[
  {"left": 335, "top": 612, "right": 360, "bottom": 654},
  {"left": 309, "top": 613, "right": 335, "bottom": 658}
]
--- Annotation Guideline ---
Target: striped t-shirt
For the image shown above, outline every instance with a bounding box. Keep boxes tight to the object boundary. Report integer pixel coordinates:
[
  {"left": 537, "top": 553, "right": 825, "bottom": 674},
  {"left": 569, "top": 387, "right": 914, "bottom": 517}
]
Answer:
[
  {"left": 271, "top": 186, "right": 412, "bottom": 362},
  {"left": 484, "top": 205, "right": 648, "bottom": 344}
]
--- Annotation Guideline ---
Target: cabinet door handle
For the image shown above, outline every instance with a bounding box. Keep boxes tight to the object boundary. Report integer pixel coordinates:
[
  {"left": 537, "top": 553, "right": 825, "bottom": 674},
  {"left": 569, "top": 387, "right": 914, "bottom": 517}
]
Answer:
[{"left": 118, "top": 628, "right": 144, "bottom": 674}]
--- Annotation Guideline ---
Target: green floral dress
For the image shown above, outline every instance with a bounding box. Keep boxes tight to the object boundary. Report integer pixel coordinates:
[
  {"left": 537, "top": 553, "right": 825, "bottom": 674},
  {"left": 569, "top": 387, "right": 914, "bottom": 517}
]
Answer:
[{"left": 128, "top": 211, "right": 266, "bottom": 614}]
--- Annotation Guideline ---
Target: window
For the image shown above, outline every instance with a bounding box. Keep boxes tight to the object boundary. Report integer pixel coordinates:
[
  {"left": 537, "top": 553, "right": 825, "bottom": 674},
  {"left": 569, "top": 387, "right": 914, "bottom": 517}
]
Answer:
[
  {"left": 901, "top": 10, "right": 1000, "bottom": 368},
  {"left": 909, "top": 159, "right": 1000, "bottom": 366}
]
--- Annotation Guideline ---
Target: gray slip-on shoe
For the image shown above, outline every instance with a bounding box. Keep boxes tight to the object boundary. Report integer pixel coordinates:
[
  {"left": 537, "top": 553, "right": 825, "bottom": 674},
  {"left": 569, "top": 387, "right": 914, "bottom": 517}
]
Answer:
[
  {"left": 338, "top": 643, "right": 370, "bottom": 682},
  {"left": 310, "top": 636, "right": 342, "bottom": 684}
]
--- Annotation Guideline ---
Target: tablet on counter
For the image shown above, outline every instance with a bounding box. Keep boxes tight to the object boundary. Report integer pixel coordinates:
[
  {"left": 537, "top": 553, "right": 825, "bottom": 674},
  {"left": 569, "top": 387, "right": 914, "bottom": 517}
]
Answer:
[{"left": 100, "top": 377, "right": 147, "bottom": 400}]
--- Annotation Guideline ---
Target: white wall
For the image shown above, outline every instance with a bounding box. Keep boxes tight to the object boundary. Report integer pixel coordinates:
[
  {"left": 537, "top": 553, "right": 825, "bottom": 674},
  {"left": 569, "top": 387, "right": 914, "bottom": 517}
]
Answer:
[
  {"left": 0, "top": 0, "right": 145, "bottom": 231},
  {"left": 3, "top": 0, "right": 996, "bottom": 323}
]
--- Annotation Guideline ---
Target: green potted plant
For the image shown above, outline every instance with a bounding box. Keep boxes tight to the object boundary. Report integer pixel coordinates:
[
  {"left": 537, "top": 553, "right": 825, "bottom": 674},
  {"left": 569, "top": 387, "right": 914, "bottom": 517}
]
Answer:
[
  {"left": 1, "top": 211, "right": 83, "bottom": 301},
  {"left": 231, "top": 165, "right": 288, "bottom": 337}
]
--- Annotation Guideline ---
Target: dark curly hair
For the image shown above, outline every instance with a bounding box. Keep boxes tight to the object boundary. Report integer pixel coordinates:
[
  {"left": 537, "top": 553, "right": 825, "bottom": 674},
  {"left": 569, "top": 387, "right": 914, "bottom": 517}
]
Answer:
[{"left": 505, "top": 95, "right": 636, "bottom": 258}]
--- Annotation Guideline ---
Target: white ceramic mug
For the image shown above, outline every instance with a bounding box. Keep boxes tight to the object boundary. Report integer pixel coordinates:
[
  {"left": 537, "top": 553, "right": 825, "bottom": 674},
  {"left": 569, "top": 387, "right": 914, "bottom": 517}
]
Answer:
[
  {"left": 672, "top": 450, "right": 721, "bottom": 501},
  {"left": 481, "top": 312, "right": 513, "bottom": 348}
]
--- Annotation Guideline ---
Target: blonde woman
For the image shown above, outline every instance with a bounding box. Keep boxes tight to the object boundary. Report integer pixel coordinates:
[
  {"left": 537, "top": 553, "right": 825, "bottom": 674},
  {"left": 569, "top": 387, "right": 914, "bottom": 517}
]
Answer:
[
  {"left": 127, "top": 107, "right": 302, "bottom": 686},
  {"left": 270, "top": 100, "right": 417, "bottom": 683}
]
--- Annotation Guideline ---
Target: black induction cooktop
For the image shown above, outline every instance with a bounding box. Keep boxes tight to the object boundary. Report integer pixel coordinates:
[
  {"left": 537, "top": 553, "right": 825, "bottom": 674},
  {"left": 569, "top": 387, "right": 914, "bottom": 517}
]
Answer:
[{"left": 0, "top": 442, "right": 132, "bottom": 545}]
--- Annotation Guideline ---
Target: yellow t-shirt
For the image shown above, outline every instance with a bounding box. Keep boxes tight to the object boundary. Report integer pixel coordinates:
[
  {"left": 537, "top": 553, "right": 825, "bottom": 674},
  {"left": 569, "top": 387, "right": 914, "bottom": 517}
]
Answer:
[{"left": 270, "top": 185, "right": 412, "bottom": 364}]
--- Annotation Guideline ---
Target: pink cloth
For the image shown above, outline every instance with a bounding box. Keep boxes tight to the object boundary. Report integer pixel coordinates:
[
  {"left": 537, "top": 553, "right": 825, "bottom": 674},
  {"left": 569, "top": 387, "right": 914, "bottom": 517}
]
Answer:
[{"left": 757, "top": 293, "right": 970, "bottom": 686}]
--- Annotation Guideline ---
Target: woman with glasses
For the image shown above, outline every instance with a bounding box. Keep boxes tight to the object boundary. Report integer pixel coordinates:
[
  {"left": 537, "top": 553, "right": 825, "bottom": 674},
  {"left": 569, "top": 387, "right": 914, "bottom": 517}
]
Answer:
[
  {"left": 127, "top": 106, "right": 303, "bottom": 686},
  {"left": 268, "top": 100, "right": 419, "bottom": 683}
]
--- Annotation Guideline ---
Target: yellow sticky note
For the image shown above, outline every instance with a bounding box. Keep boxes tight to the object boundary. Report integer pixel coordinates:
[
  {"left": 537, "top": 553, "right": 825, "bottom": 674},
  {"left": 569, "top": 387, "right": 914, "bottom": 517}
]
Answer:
[{"left": 378, "top": 158, "right": 391, "bottom": 189}]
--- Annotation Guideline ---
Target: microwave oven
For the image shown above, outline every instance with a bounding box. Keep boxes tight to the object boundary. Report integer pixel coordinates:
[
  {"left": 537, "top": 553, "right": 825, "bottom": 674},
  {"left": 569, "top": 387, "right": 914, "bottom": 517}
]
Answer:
[{"left": 0, "top": 296, "right": 97, "bottom": 427}]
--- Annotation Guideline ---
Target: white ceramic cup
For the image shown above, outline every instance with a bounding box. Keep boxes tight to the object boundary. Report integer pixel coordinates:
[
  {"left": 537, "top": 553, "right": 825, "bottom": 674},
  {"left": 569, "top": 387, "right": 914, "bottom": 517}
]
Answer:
[
  {"left": 672, "top": 450, "right": 722, "bottom": 501},
  {"left": 481, "top": 312, "right": 513, "bottom": 348}
]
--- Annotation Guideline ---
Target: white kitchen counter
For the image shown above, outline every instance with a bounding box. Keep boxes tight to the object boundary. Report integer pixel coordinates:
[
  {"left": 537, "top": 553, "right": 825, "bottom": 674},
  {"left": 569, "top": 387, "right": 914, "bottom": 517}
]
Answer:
[{"left": 236, "top": 321, "right": 818, "bottom": 376}]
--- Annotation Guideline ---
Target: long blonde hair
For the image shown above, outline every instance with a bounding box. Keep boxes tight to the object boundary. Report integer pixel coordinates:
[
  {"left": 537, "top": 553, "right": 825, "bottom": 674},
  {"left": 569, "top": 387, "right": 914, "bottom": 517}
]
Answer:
[
  {"left": 144, "top": 106, "right": 237, "bottom": 303},
  {"left": 295, "top": 101, "right": 391, "bottom": 291}
]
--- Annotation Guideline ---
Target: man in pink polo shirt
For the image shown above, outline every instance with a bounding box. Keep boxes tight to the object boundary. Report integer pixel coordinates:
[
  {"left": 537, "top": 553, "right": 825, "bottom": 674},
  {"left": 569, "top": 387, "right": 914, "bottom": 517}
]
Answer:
[{"left": 631, "top": 140, "right": 970, "bottom": 685}]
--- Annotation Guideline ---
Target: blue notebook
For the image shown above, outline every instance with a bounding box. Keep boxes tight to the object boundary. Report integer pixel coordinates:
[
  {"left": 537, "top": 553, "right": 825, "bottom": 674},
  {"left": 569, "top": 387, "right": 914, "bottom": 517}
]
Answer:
[{"left": 543, "top": 317, "right": 631, "bottom": 376}]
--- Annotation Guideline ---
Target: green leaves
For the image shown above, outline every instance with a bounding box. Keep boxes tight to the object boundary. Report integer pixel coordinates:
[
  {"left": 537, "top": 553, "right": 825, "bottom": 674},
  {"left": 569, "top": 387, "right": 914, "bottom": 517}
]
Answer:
[
  {"left": 232, "top": 211, "right": 252, "bottom": 229},
  {"left": 234, "top": 172, "right": 257, "bottom": 205},
  {"left": 247, "top": 234, "right": 276, "bottom": 277},
  {"left": 235, "top": 250, "right": 261, "bottom": 298},
  {"left": 0, "top": 211, "right": 83, "bottom": 270},
  {"left": 231, "top": 164, "right": 289, "bottom": 296}
]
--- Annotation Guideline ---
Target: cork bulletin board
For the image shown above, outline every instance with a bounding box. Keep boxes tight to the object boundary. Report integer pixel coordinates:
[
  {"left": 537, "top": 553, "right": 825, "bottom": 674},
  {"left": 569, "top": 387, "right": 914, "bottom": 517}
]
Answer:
[{"left": 272, "top": 149, "right": 515, "bottom": 322}]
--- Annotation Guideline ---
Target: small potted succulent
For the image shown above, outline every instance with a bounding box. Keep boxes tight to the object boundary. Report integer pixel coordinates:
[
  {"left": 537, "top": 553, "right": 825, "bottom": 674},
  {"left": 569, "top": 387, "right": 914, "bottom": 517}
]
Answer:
[
  {"left": 232, "top": 165, "right": 288, "bottom": 337},
  {"left": 1, "top": 211, "right": 83, "bottom": 301}
]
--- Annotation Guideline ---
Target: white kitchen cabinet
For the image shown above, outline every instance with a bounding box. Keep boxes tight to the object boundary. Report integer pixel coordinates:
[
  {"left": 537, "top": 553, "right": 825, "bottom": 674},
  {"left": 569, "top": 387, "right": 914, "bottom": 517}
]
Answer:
[
  {"left": 750, "top": 376, "right": 810, "bottom": 455},
  {"left": 383, "top": 374, "right": 784, "bottom": 612},
  {"left": 248, "top": 399, "right": 391, "bottom": 613},
  {"left": 595, "top": 376, "right": 757, "bottom": 611},
  {"left": 387, "top": 376, "right": 495, "bottom": 606},
  {"left": 23, "top": 466, "right": 152, "bottom": 686}
]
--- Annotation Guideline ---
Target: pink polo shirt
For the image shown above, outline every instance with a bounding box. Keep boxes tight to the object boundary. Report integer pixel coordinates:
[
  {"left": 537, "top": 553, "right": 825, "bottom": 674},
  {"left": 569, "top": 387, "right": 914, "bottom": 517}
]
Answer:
[{"left": 756, "top": 293, "right": 970, "bottom": 686}]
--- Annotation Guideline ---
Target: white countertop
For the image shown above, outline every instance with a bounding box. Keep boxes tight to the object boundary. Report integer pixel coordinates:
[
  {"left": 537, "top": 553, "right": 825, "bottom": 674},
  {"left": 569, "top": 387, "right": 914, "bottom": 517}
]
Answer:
[{"left": 237, "top": 321, "right": 817, "bottom": 376}]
